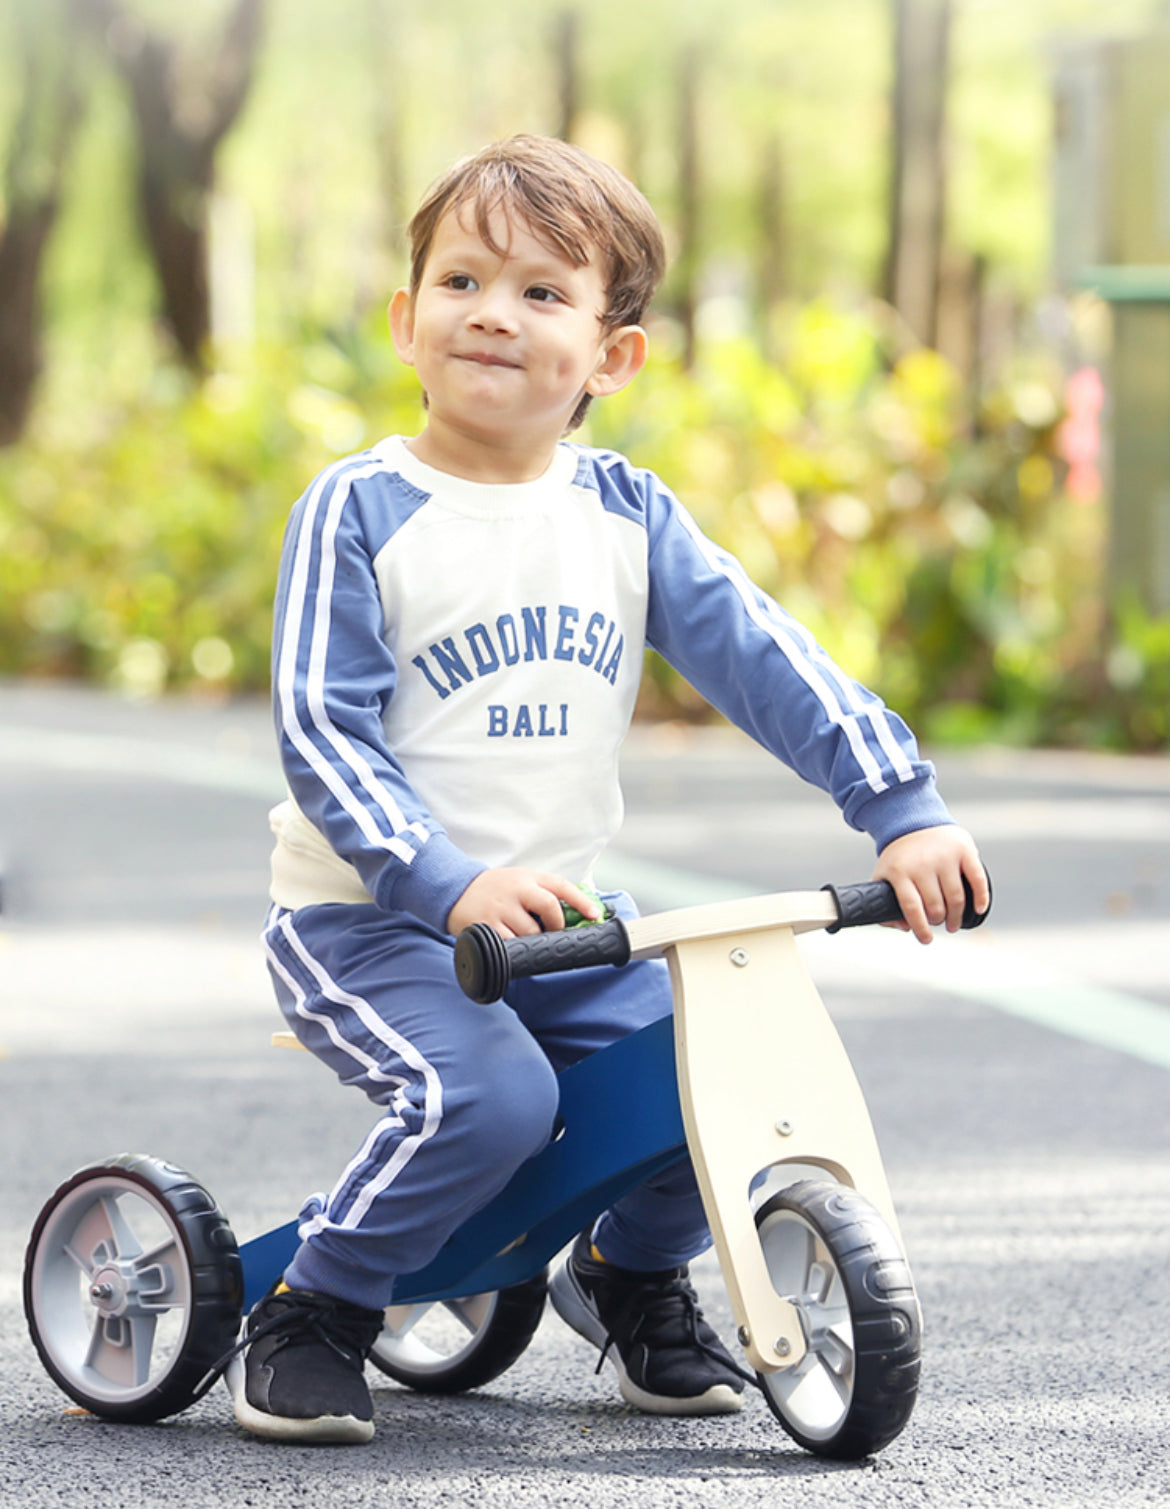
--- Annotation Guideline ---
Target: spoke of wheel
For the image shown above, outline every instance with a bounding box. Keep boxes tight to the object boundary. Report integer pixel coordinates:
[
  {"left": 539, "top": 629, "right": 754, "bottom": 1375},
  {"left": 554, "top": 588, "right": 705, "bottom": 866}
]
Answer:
[
  {"left": 810, "top": 1354, "right": 850, "bottom": 1411},
  {"left": 786, "top": 1345, "right": 850, "bottom": 1416},
  {"left": 103, "top": 1194, "right": 144, "bottom": 1254},
  {"left": 85, "top": 1316, "right": 135, "bottom": 1387},
  {"left": 63, "top": 1199, "right": 125, "bottom": 1276},
  {"left": 818, "top": 1320, "right": 853, "bottom": 1378},
  {"left": 64, "top": 1241, "right": 98, "bottom": 1280},
  {"left": 805, "top": 1258, "right": 834, "bottom": 1306},
  {"left": 443, "top": 1294, "right": 492, "bottom": 1335},
  {"left": 130, "top": 1313, "right": 160, "bottom": 1387},
  {"left": 794, "top": 1224, "right": 817, "bottom": 1292},
  {"left": 134, "top": 1239, "right": 187, "bottom": 1309},
  {"left": 136, "top": 1236, "right": 182, "bottom": 1278},
  {"left": 771, "top": 1219, "right": 815, "bottom": 1300},
  {"left": 382, "top": 1302, "right": 431, "bottom": 1340}
]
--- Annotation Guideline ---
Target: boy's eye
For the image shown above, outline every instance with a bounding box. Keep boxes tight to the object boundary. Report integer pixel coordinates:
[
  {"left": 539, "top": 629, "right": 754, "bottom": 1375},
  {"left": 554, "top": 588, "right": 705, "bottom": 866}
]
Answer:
[
  {"left": 526, "top": 285, "right": 562, "bottom": 304},
  {"left": 444, "top": 274, "right": 477, "bottom": 291}
]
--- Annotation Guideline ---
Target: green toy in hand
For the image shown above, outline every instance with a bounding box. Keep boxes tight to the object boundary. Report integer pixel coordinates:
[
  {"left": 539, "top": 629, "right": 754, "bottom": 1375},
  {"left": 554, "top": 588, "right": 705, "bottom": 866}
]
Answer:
[{"left": 562, "top": 885, "right": 615, "bottom": 928}]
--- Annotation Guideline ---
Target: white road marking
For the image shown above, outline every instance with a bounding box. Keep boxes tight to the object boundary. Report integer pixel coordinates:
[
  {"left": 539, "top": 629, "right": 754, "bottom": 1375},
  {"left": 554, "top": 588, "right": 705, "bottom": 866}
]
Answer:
[
  {"left": 599, "top": 853, "right": 1170, "bottom": 1072},
  {"left": 4, "top": 723, "right": 1168, "bottom": 1069}
]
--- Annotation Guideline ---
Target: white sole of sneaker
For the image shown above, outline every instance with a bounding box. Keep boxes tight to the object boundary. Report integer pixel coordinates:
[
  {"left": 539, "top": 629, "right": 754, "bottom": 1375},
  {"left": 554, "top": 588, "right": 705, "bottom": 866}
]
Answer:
[
  {"left": 224, "top": 1355, "right": 375, "bottom": 1444},
  {"left": 548, "top": 1261, "right": 745, "bottom": 1417}
]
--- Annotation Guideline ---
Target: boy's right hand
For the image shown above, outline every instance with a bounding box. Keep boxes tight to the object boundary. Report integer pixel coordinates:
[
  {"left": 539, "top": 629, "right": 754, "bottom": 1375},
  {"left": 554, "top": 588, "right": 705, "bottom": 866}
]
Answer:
[{"left": 447, "top": 868, "right": 603, "bottom": 940}]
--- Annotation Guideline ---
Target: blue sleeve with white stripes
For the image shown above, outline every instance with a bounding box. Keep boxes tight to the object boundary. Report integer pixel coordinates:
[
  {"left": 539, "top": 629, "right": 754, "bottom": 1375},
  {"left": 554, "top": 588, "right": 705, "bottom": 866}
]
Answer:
[
  {"left": 271, "top": 457, "right": 485, "bottom": 929},
  {"left": 635, "top": 469, "right": 953, "bottom": 851}
]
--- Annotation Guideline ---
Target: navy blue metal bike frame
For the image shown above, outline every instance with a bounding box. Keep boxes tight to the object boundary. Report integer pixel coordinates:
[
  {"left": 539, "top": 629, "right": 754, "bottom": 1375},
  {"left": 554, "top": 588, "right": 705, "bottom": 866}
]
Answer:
[{"left": 239, "top": 1013, "right": 687, "bottom": 1311}]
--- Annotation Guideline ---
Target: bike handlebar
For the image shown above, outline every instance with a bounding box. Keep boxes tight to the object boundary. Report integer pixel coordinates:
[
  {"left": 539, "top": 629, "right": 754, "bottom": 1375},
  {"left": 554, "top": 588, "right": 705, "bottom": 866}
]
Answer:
[
  {"left": 454, "top": 875, "right": 991, "bottom": 1004},
  {"left": 822, "top": 874, "right": 989, "bottom": 934},
  {"left": 455, "top": 917, "right": 632, "bottom": 1004}
]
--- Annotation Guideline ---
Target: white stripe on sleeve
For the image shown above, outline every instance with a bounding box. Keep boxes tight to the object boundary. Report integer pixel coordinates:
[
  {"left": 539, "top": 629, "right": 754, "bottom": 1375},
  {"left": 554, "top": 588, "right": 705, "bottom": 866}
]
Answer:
[
  {"left": 276, "top": 457, "right": 430, "bottom": 865},
  {"left": 673, "top": 507, "right": 915, "bottom": 793}
]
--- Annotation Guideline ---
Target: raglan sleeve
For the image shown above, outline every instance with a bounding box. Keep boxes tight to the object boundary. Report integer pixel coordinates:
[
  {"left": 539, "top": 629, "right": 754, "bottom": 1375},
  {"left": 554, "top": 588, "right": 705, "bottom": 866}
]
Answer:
[
  {"left": 271, "top": 462, "right": 486, "bottom": 930},
  {"left": 637, "top": 469, "right": 954, "bottom": 852}
]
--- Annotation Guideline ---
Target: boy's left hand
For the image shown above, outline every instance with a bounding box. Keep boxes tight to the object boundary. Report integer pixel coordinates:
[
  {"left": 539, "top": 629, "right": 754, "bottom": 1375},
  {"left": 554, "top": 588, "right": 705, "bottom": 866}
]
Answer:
[{"left": 872, "top": 825, "right": 988, "bottom": 945}]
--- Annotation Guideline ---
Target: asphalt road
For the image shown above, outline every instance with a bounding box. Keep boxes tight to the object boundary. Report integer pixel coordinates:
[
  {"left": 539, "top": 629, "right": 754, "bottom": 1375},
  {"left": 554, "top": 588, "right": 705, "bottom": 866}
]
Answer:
[{"left": 1, "top": 679, "right": 1169, "bottom": 1509}]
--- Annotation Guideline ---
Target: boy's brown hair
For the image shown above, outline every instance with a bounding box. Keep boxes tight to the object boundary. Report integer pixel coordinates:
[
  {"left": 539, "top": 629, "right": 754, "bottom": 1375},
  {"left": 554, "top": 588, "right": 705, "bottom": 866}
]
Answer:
[{"left": 407, "top": 135, "right": 667, "bottom": 332}]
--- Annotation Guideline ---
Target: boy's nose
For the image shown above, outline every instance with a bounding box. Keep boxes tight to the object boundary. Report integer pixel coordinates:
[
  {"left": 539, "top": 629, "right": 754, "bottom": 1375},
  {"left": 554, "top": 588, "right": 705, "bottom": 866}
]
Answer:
[{"left": 467, "top": 290, "right": 518, "bottom": 335}]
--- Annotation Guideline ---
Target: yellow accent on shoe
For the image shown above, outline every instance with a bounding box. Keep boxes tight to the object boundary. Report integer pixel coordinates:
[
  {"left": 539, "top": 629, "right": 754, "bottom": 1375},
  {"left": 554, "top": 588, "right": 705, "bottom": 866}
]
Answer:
[
  {"left": 274, "top": 1280, "right": 291, "bottom": 1295},
  {"left": 590, "top": 1244, "right": 608, "bottom": 1265}
]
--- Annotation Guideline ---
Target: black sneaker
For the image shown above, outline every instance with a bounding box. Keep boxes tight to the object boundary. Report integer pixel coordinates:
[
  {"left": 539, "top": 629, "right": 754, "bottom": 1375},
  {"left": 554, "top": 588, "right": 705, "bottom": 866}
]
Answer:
[
  {"left": 549, "top": 1232, "right": 749, "bottom": 1415},
  {"left": 225, "top": 1285, "right": 384, "bottom": 1443}
]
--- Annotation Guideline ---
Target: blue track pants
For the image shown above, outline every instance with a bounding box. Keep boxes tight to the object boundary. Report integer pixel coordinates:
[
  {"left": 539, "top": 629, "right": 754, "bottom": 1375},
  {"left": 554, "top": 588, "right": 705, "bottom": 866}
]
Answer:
[{"left": 261, "top": 894, "right": 710, "bottom": 1310}]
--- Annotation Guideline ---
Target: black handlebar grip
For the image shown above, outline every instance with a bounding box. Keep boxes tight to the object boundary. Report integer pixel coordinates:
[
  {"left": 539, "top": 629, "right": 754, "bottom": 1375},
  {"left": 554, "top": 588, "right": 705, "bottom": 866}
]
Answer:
[
  {"left": 822, "top": 880, "right": 902, "bottom": 933},
  {"left": 455, "top": 917, "right": 632, "bottom": 1004},
  {"left": 823, "top": 874, "right": 992, "bottom": 933},
  {"left": 454, "top": 923, "right": 511, "bottom": 1004}
]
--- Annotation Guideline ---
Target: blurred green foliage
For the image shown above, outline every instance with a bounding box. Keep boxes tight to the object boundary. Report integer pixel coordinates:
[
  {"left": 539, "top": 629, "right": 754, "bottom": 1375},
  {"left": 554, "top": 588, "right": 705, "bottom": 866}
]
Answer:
[
  {"left": 30, "top": 0, "right": 1156, "bottom": 349},
  {"left": 3, "top": 0, "right": 1169, "bottom": 747},
  {"left": 595, "top": 304, "right": 1158, "bottom": 750},
  {"left": 0, "top": 322, "right": 420, "bottom": 696},
  {"left": 4, "top": 300, "right": 1162, "bottom": 749}
]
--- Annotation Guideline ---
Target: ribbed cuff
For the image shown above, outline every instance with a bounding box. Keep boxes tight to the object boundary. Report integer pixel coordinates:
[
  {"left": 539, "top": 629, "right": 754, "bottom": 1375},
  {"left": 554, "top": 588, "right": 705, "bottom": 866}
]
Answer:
[
  {"left": 377, "top": 833, "right": 487, "bottom": 934},
  {"left": 853, "top": 777, "right": 955, "bottom": 853}
]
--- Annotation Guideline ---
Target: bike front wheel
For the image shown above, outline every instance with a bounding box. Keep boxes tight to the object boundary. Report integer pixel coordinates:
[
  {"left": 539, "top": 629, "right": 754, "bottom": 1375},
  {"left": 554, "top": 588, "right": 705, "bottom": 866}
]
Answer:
[{"left": 754, "top": 1179, "right": 921, "bottom": 1459}]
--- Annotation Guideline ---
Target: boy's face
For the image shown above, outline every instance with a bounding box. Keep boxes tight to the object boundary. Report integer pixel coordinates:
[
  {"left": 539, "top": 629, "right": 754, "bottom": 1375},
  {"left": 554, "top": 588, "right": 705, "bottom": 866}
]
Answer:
[{"left": 390, "top": 204, "right": 643, "bottom": 473}]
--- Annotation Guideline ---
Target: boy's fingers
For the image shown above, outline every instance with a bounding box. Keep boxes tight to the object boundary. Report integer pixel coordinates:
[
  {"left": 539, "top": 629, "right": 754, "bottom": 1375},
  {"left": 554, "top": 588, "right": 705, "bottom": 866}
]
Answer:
[
  {"left": 964, "top": 858, "right": 992, "bottom": 919},
  {"left": 942, "top": 869, "right": 970, "bottom": 932},
  {"left": 892, "top": 880, "right": 933, "bottom": 945},
  {"left": 449, "top": 867, "right": 600, "bottom": 938},
  {"left": 521, "top": 883, "right": 566, "bottom": 933},
  {"left": 521, "top": 874, "right": 601, "bottom": 933},
  {"left": 503, "top": 906, "right": 542, "bottom": 938},
  {"left": 923, "top": 856, "right": 990, "bottom": 935},
  {"left": 543, "top": 874, "right": 602, "bottom": 922}
]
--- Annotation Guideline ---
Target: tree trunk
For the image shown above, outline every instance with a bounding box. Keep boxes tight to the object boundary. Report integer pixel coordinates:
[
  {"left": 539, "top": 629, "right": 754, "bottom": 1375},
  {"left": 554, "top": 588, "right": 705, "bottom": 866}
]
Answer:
[
  {"left": 367, "top": 0, "right": 407, "bottom": 269},
  {"left": 94, "top": 0, "right": 265, "bottom": 370},
  {"left": 555, "top": 10, "right": 582, "bottom": 143},
  {"left": 676, "top": 46, "right": 701, "bottom": 369},
  {"left": 883, "top": 0, "right": 952, "bottom": 348},
  {"left": 0, "top": 202, "right": 60, "bottom": 448},
  {"left": 0, "top": 3, "right": 87, "bottom": 445},
  {"left": 758, "top": 131, "right": 786, "bottom": 353}
]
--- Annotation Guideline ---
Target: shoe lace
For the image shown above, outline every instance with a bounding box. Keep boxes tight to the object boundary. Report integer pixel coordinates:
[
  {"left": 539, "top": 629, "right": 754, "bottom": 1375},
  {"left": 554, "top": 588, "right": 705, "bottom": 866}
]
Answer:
[
  {"left": 596, "top": 1272, "right": 760, "bottom": 1390},
  {"left": 197, "top": 1291, "right": 381, "bottom": 1399}
]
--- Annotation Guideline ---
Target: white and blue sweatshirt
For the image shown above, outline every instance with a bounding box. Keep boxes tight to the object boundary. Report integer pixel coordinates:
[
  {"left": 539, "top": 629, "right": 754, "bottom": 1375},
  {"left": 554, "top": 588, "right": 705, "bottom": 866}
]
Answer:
[{"left": 269, "top": 436, "right": 952, "bottom": 930}]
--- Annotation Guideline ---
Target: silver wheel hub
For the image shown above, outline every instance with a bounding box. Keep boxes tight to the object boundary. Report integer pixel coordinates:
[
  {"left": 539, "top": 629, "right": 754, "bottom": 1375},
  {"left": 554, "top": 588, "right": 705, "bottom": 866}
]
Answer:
[{"left": 89, "top": 1265, "right": 129, "bottom": 1317}]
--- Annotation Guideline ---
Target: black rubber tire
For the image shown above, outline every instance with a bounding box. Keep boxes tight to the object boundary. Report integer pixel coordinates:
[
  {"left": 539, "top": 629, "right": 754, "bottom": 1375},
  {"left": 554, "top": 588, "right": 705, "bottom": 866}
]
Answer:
[
  {"left": 368, "top": 1270, "right": 548, "bottom": 1394},
  {"left": 754, "top": 1180, "right": 921, "bottom": 1459},
  {"left": 24, "top": 1154, "right": 243, "bottom": 1423}
]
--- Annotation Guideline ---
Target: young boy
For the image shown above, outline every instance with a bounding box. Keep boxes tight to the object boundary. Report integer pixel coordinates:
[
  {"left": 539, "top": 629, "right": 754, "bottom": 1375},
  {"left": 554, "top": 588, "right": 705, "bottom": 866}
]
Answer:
[{"left": 233, "top": 134, "right": 987, "bottom": 1444}]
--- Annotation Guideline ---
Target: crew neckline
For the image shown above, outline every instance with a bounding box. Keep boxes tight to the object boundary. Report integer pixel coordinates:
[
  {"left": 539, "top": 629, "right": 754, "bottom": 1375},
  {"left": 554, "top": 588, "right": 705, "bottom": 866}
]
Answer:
[{"left": 374, "top": 436, "right": 579, "bottom": 515}]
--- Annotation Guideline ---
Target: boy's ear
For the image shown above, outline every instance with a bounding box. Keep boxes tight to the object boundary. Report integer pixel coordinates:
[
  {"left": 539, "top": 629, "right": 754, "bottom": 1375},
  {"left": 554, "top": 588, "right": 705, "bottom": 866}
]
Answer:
[
  {"left": 388, "top": 288, "right": 416, "bottom": 365},
  {"left": 586, "top": 325, "right": 648, "bottom": 398}
]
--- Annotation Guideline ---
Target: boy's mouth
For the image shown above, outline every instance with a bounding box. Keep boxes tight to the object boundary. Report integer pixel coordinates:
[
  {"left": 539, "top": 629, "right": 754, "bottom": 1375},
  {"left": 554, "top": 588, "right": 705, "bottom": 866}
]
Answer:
[{"left": 458, "top": 351, "right": 522, "bottom": 369}]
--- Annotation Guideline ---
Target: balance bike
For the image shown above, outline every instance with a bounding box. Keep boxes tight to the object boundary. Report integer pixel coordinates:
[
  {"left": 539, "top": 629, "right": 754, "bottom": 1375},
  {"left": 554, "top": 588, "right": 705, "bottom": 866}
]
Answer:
[{"left": 23, "top": 878, "right": 987, "bottom": 1459}]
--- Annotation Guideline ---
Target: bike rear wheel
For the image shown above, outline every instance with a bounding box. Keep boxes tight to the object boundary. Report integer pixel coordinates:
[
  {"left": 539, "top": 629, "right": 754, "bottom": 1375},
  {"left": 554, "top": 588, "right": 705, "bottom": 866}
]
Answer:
[{"left": 24, "top": 1154, "right": 242, "bottom": 1423}]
